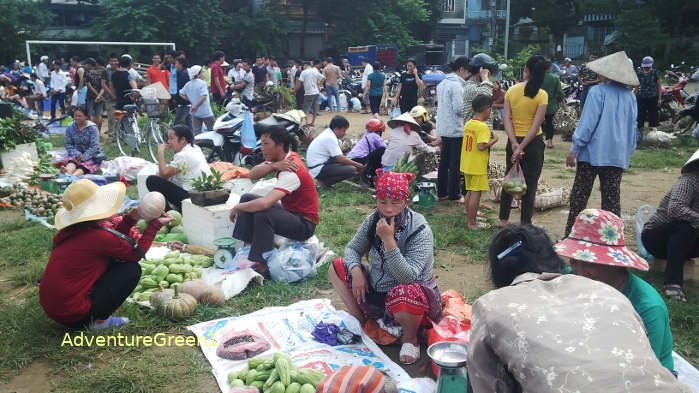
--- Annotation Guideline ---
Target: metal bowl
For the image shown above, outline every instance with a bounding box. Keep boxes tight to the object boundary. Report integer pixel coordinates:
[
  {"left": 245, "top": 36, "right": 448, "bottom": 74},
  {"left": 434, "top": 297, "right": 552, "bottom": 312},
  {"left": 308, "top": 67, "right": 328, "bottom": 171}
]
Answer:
[{"left": 427, "top": 341, "right": 468, "bottom": 368}]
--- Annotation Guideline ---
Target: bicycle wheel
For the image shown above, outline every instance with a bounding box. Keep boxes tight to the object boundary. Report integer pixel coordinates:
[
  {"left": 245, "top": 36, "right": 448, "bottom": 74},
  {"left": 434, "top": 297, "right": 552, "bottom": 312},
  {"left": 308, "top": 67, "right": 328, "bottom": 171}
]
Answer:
[
  {"left": 147, "top": 120, "right": 160, "bottom": 162},
  {"left": 116, "top": 119, "right": 133, "bottom": 157}
]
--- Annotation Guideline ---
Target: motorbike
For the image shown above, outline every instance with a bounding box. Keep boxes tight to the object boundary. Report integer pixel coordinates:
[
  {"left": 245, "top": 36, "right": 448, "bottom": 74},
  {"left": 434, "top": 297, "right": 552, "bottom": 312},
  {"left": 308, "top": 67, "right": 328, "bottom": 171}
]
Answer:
[
  {"left": 562, "top": 77, "right": 582, "bottom": 117},
  {"left": 673, "top": 103, "right": 698, "bottom": 136},
  {"left": 194, "top": 99, "right": 305, "bottom": 165}
]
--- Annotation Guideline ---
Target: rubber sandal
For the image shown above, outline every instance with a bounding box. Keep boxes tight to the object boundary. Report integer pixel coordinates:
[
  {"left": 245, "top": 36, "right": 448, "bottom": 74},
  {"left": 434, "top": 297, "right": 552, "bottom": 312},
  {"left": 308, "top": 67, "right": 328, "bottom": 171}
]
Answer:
[
  {"left": 399, "top": 342, "right": 420, "bottom": 365},
  {"left": 664, "top": 285, "right": 687, "bottom": 303},
  {"left": 477, "top": 211, "right": 487, "bottom": 218},
  {"left": 469, "top": 221, "right": 491, "bottom": 230},
  {"left": 480, "top": 203, "right": 493, "bottom": 210}
]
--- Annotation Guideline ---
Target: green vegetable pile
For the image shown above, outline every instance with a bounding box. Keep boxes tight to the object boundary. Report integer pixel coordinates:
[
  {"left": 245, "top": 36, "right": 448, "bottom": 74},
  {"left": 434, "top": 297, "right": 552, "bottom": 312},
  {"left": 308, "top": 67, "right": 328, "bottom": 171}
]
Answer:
[
  {"left": 228, "top": 352, "right": 325, "bottom": 393},
  {"left": 130, "top": 251, "right": 214, "bottom": 302},
  {"left": 391, "top": 153, "right": 418, "bottom": 188},
  {"left": 138, "top": 210, "right": 187, "bottom": 242},
  {"left": 0, "top": 184, "right": 62, "bottom": 217},
  {"left": 28, "top": 155, "right": 60, "bottom": 185},
  {"left": 502, "top": 177, "right": 527, "bottom": 196}
]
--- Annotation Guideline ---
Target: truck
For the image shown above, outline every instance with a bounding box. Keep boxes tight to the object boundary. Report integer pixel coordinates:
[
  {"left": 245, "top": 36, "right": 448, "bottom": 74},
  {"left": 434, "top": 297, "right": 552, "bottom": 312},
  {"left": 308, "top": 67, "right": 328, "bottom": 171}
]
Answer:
[{"left": 346, "top": 44, "right": 398, "bottom": 69}]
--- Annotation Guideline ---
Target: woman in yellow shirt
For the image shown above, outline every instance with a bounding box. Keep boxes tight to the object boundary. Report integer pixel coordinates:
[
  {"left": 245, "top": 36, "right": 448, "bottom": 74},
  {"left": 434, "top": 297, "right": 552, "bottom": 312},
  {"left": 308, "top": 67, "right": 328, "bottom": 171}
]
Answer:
[{"left": 499, "top": 55, "right": 548, "bottom": 226}]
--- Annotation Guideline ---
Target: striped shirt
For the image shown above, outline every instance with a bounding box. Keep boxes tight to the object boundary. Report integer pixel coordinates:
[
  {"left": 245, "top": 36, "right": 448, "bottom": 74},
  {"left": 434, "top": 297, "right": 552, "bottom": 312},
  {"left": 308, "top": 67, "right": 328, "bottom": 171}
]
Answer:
[
  {"left": 316, "top": 366, "right": 394, "bottom": 393},
  {"left": 461, "top": 79, "right": 493, "bottom": 122},
  {"left": 645, "top": 173, "right": 699, "bottom": 230}
]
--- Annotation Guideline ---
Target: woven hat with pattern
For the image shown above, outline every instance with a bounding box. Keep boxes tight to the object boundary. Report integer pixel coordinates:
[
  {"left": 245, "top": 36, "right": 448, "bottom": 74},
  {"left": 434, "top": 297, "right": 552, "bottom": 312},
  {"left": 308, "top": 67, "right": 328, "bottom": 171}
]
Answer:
[{"left": 554, "top": 209, "right": 648, "bottom": 271}]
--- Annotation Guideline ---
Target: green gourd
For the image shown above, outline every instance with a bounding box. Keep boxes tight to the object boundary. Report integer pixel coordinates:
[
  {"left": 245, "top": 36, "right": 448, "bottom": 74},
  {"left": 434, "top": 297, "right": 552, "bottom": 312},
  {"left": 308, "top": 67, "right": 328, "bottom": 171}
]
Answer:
[{"left": 156, "top": 285, "right": 197, "bottom": 320}]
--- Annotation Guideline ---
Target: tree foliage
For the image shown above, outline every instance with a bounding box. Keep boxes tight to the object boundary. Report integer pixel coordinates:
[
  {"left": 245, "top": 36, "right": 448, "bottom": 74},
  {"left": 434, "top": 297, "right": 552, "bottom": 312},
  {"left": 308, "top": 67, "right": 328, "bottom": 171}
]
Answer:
[
  {"left": 614, "top": 7, "right": 668, "bottom": 60},
  {"left": 91, "top": 0, "right": 288, "bottom": 61},
  {"left": 0, "top": 0, "right": 52, "bottom": 64},
  {"left": 319, "top": 0, "right": 431, "bottom": 55}
]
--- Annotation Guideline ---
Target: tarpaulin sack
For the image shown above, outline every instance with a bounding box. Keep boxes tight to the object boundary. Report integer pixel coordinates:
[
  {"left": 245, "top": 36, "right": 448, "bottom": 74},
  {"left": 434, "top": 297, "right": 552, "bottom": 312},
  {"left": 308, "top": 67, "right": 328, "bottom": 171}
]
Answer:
[
  {"left": 440, "top": 289, "right": 472, "bottom": 328},
  {"left": 428, "top": 316, "right": 470, "bottom": 376},
  {"left": 240, "top": 110, "right": 256, "bottom": 154}
]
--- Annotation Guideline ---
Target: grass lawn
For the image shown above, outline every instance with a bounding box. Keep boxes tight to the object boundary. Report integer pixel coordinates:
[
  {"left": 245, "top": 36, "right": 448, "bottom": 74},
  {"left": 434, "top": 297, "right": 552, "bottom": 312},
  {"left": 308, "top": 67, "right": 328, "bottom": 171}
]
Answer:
[{"left": 0, "top": 131, "right": 697, "bottom": 391}]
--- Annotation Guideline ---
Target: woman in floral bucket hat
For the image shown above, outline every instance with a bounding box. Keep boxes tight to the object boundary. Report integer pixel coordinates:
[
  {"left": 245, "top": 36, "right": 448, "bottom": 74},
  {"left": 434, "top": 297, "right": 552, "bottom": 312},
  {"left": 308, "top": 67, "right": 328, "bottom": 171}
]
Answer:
[
  {"left": 554, "top": 209, "right": 674, "bottom": 372},
  {"left": 328, "top": 169, "right": 441, "bottom": 365},
  {"left": 467, "top": 223, "right": 691, "bottom": 393}
]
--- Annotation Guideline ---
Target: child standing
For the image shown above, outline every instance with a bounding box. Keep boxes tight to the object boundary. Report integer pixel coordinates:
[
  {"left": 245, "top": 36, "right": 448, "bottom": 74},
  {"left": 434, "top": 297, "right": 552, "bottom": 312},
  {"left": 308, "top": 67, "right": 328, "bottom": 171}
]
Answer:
[{"left": 461, "top": 94, "right": 498, "bottom": 229}]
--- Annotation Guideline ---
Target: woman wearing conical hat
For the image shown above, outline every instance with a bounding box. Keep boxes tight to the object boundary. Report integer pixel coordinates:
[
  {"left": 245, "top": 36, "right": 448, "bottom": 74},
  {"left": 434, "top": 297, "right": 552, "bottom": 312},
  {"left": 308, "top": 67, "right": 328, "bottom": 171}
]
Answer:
[{"left": 564, "top": 51, "right": 640, "bottom": 237}]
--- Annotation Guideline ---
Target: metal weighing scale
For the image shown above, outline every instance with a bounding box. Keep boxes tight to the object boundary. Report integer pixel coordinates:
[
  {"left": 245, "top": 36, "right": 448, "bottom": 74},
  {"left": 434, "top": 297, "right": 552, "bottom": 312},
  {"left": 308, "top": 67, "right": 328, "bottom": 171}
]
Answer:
[
  {"left": 427, "top": 341, "right": 469, "bottom": 393},
  {"left": 213, "top": 237, "right": 237, "bottom": 269}
]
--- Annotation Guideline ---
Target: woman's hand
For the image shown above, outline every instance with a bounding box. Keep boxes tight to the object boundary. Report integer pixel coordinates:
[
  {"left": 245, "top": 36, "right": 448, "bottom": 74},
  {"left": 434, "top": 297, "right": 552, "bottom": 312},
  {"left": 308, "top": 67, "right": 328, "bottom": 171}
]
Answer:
[
  {"left": 566, "top": 152, "right": 577, "bottom": 167},
  {"left": 127, "top": 207, "right": 140, "bottom": 221},
  {"left": 511, "top": 143, "right": 523, "bottom": 163},
  {"left": 158, "top": 144, "right": 168, "bottom": 155},
  {"left": 351, "top": 266, "right": 368, "bottom": 305},
  {"left": 376, "top": 217, "right": 395, "bottom": 240},
  {"left": 157, "top": 212, "right": 175, "bottom": 226}
]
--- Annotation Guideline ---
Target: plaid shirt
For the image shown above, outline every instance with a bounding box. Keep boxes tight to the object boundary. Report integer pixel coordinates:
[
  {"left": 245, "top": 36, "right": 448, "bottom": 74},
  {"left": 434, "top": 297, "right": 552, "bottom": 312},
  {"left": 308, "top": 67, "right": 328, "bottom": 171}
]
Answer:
[
  {"left": 579, "top": 63, "right": 599, "bottom": 84},
  {"left": 645, "top": 173, "right": 699, "bottom": 230}
]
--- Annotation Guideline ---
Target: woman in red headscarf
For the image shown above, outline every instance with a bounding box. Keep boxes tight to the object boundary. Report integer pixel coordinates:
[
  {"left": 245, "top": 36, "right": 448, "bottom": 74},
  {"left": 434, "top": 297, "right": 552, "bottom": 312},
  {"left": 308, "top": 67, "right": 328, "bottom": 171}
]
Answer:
[{"left": 328, "top": 169, "right": 441, "bottom": 365}]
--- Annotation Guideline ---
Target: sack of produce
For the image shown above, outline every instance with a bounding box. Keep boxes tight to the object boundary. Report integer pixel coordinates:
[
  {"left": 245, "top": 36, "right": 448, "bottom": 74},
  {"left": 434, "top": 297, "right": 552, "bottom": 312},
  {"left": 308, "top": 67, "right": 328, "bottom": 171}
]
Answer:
[{"left": 501, "top": 162, "right": 527, "bottom": 198}]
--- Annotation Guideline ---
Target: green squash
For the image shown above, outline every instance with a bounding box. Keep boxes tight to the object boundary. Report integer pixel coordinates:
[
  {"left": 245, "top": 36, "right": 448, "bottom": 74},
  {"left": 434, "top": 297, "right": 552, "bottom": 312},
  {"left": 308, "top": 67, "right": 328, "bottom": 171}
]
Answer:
[{"left": 157, "top": 285, "right": 197, "bottom": 320}]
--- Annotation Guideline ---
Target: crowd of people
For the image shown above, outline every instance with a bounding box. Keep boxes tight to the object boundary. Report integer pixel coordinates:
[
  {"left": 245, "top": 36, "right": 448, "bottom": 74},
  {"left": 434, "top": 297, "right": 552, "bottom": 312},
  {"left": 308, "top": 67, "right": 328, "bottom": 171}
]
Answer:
[{"left": 24, "top": 47, "right": 698, "bottom": 392}]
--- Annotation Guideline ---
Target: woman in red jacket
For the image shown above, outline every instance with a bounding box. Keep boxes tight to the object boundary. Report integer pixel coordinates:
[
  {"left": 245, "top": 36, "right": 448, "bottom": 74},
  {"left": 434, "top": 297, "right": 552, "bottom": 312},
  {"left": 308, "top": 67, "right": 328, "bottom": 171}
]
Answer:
[{"left": 39, "top": 179, "right": 173, "bottom": 329}]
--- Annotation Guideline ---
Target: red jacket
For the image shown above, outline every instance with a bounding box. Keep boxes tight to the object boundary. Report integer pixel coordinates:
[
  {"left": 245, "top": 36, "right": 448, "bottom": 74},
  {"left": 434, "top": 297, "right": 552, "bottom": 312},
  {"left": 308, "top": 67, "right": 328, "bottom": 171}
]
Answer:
[{"left": 39, "top": 216, "right": 161, "bottom": 324}]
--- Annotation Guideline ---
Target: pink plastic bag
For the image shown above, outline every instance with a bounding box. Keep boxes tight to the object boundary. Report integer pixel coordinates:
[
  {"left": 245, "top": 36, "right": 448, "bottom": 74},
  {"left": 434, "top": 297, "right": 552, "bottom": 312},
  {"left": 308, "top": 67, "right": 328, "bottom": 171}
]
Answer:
[{"left": 428, "top": 316, "right": 470, "bottom": 375}]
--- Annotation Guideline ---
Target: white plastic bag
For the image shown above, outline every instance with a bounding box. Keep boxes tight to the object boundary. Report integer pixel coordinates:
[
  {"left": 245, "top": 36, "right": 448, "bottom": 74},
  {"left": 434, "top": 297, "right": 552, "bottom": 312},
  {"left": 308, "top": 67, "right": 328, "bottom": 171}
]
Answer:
[
  {"left": 268, "top": 242, "right": 317, "bottom": 283},
  {"left": 635, "top": 205, "right": 655, "bottom": 260}
]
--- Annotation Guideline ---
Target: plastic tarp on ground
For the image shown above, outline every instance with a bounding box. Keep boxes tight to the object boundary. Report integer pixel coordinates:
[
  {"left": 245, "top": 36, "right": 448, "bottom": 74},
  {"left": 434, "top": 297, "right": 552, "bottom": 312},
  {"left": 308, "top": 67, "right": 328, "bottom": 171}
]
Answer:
[{"left": 187, "top": 299, "right": 436, "bottom": 393}]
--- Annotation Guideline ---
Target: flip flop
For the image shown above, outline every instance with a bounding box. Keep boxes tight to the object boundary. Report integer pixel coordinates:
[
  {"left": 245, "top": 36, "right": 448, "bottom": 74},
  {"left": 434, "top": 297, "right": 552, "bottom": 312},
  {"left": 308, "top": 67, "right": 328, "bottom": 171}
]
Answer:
[
  {"left": 480, "top": 203, "right": 493, "bottom": 210},
  {"left": 469, "top": 221, "right": 491, "bottom": 230},
  {"left": 477, "top": 211, "right": 487, "bottom": 217},
  {"left": 664, "top": 285, "right": 687, "bottom": 303},
  {"left": 399, "top": 342, "right": 420, "bottom": 365}
]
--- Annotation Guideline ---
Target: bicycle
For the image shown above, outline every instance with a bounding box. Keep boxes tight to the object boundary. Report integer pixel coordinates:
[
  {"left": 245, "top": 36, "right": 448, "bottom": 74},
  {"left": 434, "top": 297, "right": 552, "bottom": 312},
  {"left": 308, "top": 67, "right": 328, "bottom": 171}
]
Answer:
[{"left": 113, "top": 89, "right": 169, "bottom": 162}]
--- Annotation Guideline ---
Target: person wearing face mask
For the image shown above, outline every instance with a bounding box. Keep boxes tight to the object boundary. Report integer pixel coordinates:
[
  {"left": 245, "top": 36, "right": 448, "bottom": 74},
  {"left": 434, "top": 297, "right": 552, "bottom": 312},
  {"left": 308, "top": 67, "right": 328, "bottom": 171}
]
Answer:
[
  {"left": 328, "top": 169, "right": 441, "bottom": 365},
  {"left": 634, "top": 56, "right": 663, "bottom": 131}
]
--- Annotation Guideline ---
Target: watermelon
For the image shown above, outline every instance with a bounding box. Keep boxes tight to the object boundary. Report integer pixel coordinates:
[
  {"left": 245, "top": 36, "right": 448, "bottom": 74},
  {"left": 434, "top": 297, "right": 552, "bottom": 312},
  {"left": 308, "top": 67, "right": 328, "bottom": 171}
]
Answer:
[
  {"left": 157, "top": 225, "right": 169, "bottom": 235},
  {"left": 169, "top": 225, "right": 185, "bottom": 234}
]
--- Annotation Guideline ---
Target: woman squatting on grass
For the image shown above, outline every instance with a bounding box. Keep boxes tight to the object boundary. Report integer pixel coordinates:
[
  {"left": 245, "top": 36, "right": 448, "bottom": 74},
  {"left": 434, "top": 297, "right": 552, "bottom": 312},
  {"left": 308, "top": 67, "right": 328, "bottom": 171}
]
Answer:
[{"left": 328, "top": 169, "right": 441, "bottom": 365}]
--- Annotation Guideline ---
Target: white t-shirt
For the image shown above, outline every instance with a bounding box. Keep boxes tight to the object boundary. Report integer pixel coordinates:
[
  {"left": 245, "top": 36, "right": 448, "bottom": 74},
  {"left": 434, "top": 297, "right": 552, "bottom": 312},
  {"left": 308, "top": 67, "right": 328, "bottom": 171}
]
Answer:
[
  {"left": 38, "top": 62, "right": 49, "bottom": 79},
  {"left": 181, "top": 79, "right": 214, "bottom": 119},
  {"left": 299, "top": 68, "right": 323, "bottom": 96},
  {"left": 33, "top": 79, "right": 47, "bottom": 98},
  {"left": 242, "top": 71, "right": 255, "bottom": 101},
  {"left": 289, "top": 66, "right": 298, "bottom": 89},
  {"left": 228, "top": 68, "right": 246, "bottom": 83},
  {"left": 128, "top": 68, "right": 143, "bottom": 83},
  {"left": 361, "top": 63, "right": 374, "bottom": 89},
  {"left": 168, "top": 144, "right": 211, "bottom": 190},
  {"left": 50, "top": 70, "right": 68, "bottom": 93},
  {"left": 306, "top": 128, "right": 342, "bottom": 178}
]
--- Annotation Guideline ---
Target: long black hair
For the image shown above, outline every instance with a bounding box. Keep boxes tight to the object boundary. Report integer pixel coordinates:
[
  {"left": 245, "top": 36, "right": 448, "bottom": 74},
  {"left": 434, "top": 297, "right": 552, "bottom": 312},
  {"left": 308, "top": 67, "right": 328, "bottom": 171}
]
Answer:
[
  {"left": 488, "top": 224, "right": 564, "bottom": 288},
  {"left": 524, "top": 55, "right": 548, "bottom": 98},
  {"left": 171, "top": 124, "right": 194, "bottom": 146}
]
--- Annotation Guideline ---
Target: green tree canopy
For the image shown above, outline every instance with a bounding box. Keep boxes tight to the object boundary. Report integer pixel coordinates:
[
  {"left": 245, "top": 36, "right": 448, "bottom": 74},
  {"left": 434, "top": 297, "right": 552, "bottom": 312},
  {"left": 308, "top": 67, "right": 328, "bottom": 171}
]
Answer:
[{"left": 0, "top": 0, "right": 52, "bottom": 65}]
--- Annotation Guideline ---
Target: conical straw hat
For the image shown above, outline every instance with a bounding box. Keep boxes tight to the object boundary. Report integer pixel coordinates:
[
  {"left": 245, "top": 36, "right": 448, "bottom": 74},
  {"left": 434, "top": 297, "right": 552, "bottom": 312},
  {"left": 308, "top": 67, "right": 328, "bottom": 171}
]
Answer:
[
  {"left": 586, "top": 51, "right": 639, "bottom": 86},
  {"left": 682, "top": 149, "right": 699, "bottom": 174}
]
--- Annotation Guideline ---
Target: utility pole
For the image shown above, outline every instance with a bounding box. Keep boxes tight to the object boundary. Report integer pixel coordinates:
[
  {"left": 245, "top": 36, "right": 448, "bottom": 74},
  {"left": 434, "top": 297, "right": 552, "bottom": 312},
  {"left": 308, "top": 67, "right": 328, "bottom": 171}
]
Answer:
[
  {"left": 504, "top": 0, "right": 510, "bottom": 59},
  {"left": 490, "top": 0, "right": 496, "bottom": 51}
]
